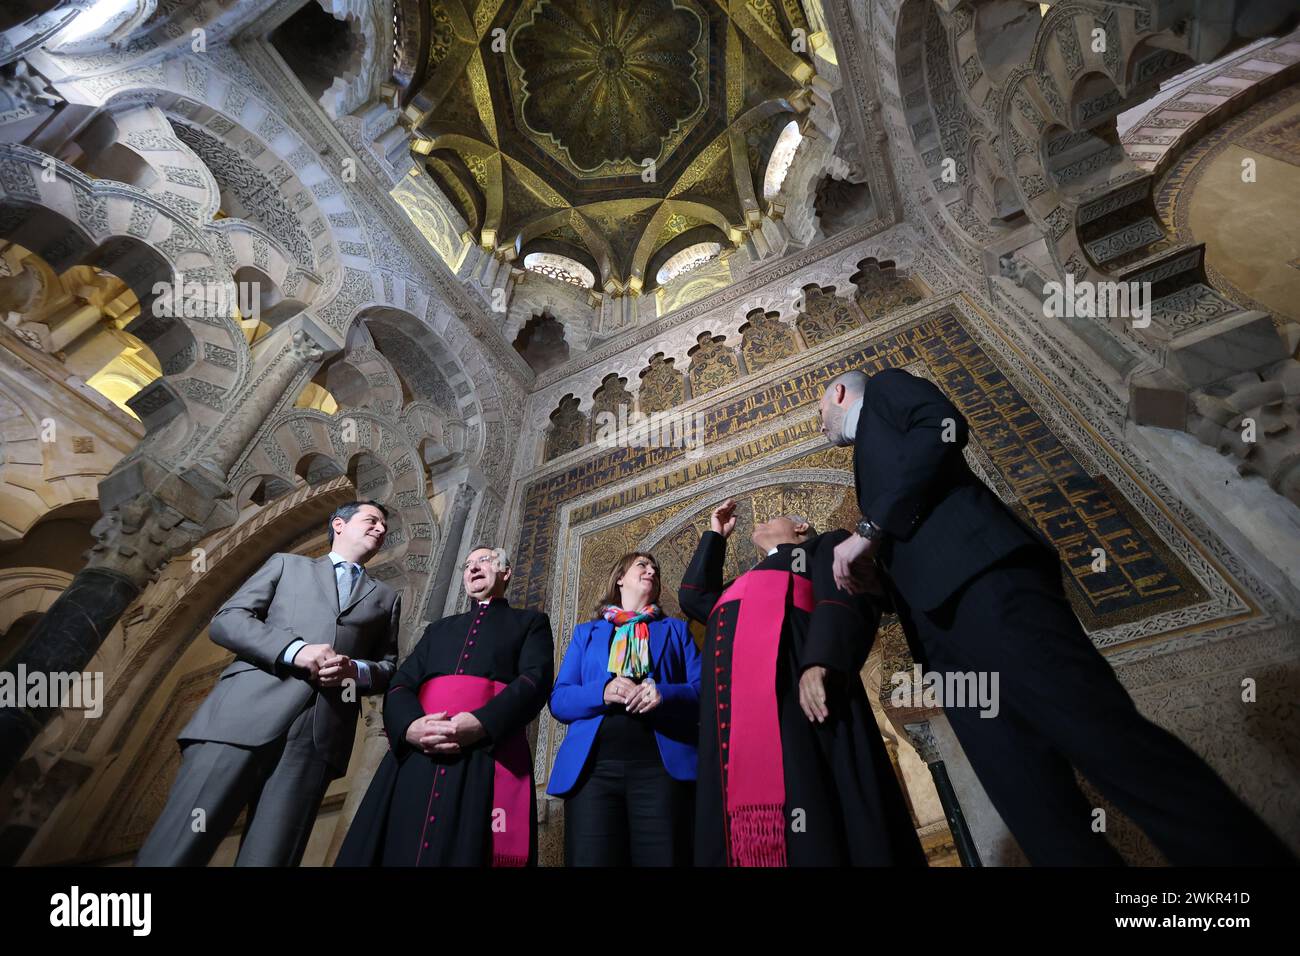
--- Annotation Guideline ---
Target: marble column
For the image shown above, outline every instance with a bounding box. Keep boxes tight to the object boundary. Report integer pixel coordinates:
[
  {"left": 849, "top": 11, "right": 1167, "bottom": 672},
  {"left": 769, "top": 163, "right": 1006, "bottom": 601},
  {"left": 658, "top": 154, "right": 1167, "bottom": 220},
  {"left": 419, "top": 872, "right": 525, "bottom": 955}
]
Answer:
[
  {"left": 430, "top": 482, "right": 476, "bottom": 620},
  {"left": 322, "top": 697, "right": 388, "bottom": 865},
  {"left": 905, "top": 720, "right": 982, "bottom": 868}
]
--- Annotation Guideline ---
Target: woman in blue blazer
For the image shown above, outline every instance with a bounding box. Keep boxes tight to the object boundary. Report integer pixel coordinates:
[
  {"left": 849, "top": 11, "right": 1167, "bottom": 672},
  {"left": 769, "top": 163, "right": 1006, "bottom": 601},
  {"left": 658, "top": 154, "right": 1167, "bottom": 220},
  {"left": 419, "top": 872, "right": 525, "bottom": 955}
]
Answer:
[{"left": 548, "top": 551, "right": 701, "bottom": 866}]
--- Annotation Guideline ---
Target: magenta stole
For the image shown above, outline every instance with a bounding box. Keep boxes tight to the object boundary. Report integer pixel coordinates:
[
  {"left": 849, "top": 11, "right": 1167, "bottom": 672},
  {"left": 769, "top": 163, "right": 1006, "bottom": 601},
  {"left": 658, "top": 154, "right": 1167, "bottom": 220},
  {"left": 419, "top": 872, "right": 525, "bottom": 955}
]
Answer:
[
  {"left": 417, "top": 675, "right": 531, "bottom": 867},
  {"left": 713, "top": 569, "right": 813, "bottom": 867}
]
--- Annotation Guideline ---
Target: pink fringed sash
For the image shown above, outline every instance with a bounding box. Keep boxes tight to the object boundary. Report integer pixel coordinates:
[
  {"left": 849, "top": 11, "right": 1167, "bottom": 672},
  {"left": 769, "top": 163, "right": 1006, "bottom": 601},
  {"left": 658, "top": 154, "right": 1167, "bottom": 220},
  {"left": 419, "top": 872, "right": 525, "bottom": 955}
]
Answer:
[
  {"left": 417, "top": 675, "right": 530, "bottom": 867},
  {"left": 713, "top": 570, "right": 813, "bottom": 867}
]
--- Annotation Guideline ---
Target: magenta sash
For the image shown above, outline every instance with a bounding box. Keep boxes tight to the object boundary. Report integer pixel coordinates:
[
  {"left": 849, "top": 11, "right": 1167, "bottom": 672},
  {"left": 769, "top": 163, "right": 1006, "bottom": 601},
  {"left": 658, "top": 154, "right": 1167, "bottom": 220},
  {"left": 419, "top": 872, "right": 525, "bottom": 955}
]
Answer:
[
  {"left": 417, "top": 675, "right": 531, "bottom": 867},
  {"left": 713, "top": 570, "right": 813, "bottom": 867}
]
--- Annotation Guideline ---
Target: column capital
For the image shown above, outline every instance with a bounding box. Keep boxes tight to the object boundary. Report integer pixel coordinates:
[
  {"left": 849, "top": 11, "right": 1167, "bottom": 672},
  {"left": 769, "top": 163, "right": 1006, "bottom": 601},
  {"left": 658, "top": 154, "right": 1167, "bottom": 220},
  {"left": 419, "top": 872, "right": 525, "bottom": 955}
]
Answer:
[{"left": 903, "top": 720, "right": 942, "bottom": 765}]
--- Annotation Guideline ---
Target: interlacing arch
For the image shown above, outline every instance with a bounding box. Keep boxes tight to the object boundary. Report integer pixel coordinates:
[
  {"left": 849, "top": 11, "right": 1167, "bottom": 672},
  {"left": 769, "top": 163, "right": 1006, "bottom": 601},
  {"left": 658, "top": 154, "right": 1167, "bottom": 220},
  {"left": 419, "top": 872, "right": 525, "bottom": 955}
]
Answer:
[
  {"left": 0, "top": 143, "right": 251, "bottom": 440},
  {"left": 995, "top": 2, "right": 1193, "bottom": 285}
]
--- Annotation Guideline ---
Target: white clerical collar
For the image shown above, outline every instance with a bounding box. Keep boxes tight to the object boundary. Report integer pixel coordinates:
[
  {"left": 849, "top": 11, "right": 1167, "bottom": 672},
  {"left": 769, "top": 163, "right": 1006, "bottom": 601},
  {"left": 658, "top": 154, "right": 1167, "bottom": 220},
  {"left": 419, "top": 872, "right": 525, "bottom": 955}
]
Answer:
[{"left": 842, "top": 397, "right": 863, "bottom": 445}]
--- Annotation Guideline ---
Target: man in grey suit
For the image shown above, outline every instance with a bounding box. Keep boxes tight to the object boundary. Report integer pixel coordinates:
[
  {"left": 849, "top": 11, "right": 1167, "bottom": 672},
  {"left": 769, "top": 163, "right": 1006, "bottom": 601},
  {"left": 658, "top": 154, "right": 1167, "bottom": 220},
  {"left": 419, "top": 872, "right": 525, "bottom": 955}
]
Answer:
[{"left": 137, "top": 500, "right": 400, "bottom": 866}]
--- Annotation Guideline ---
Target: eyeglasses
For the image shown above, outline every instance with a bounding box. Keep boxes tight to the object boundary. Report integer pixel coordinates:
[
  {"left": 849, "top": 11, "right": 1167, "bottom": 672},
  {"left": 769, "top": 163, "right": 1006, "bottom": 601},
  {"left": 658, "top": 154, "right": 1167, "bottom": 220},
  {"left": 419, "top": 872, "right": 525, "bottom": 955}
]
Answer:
[{"left": 463, "top": 555, "right": 499, "bottom": 571}]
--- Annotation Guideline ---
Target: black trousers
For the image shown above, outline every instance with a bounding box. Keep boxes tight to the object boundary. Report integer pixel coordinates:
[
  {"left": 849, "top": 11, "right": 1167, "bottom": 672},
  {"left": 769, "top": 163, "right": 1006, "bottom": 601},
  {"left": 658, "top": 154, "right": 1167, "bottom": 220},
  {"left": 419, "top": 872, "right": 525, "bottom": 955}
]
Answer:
[
  {"left": 898, "top": 551, "right": 1295, "bottom": 866},
  {"left": 564, "top": 758, "right": 694, "bottom": 867}
]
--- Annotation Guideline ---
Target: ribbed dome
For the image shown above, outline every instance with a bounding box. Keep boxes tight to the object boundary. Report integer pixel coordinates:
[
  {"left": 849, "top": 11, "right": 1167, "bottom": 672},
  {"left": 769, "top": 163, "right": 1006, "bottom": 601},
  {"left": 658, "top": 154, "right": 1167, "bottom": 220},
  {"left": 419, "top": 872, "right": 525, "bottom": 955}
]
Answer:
[{"left": 511, "top": 0, "right": 706, "bottom": 173}]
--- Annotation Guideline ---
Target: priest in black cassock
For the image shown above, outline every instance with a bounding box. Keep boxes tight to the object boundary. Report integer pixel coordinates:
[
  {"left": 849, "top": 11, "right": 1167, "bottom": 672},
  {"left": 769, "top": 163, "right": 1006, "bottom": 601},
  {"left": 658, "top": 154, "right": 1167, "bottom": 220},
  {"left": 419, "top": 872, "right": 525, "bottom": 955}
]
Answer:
[
  {"left": 679, "top": 499, "right": 925, "bottom": 867},
  {"left": 336, "top": 546, "right": 554, "bottom": 866}
]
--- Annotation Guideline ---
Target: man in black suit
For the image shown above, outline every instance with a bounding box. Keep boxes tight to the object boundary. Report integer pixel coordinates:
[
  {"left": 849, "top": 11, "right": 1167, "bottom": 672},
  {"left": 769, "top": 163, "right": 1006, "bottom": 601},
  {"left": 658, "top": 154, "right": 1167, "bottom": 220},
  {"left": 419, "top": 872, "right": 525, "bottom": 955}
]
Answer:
[{"left": 819, "top": 367, "right": 1294, "bottom": 865}]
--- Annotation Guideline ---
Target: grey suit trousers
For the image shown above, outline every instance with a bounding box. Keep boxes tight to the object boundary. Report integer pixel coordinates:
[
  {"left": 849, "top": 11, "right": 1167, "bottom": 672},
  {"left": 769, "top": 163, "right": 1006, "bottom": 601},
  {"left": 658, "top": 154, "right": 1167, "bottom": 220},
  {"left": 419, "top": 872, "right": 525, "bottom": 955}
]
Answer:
[{"left": 136, "top": 702, "right": 335, "bottom": 867}]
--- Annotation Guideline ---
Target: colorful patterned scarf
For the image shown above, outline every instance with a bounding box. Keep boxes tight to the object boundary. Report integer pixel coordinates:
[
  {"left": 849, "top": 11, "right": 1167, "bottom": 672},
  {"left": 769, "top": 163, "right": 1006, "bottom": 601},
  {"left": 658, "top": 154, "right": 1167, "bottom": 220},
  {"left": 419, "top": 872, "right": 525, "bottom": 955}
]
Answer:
[{"left": 602, "top": 604, "right": 661, "bottom": 679}]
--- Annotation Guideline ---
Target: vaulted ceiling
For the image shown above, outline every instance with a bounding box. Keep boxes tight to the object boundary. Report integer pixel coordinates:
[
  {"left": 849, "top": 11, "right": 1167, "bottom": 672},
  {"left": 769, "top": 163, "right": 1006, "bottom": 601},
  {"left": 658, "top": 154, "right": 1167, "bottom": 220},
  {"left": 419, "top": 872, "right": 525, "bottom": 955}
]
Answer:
[{"left": 404, "top": 0, "right": 817, "bottom": 291}]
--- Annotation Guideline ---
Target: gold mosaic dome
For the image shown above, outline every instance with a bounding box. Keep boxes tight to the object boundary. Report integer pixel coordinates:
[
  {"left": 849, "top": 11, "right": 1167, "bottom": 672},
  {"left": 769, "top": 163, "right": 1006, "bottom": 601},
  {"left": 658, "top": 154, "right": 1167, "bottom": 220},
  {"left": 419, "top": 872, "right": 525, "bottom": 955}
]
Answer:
[
  {"left": 509, "top": 0, "right": 708, "bottom": 175},
  {"left": 407, "top": 0, "right": 816, "bottom": 290}
]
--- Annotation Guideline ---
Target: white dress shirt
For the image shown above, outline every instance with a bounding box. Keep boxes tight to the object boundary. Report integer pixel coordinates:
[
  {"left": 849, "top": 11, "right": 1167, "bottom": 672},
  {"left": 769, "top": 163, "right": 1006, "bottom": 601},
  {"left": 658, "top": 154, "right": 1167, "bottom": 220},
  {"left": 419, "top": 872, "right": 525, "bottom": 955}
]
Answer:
[{"left": 841, "top": 397, "right": 863, "bottom": 445}]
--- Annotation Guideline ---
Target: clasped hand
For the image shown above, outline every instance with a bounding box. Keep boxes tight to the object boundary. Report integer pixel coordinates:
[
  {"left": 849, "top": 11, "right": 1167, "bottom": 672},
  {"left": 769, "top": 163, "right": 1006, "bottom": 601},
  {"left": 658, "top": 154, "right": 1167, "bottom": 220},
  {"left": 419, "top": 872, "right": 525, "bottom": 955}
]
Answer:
[
  {"left": 293, "top": 643, "right": 357, "bottom": 688},
  {"left": 405, "top": 711, "right": 486, "bottom": 754},
  {"left": 604, "top": 675, "right": 661, "bottom": 714}
]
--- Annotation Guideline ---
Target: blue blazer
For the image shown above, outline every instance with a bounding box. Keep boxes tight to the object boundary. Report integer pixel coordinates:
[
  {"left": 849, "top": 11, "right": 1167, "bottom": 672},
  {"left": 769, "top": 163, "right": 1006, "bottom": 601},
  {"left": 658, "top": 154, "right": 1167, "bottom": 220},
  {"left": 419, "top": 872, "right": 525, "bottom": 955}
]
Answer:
[{"left": 547, "top": 616, "right": 701, "bottom": 797}]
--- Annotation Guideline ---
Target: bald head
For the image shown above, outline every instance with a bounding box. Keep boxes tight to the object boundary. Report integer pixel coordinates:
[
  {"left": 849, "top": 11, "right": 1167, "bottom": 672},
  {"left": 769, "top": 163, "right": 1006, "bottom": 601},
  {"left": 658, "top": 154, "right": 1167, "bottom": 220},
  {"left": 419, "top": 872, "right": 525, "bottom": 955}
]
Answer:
[
  {"left": 829, "top": 370, "right": 868, "bottom": 398},
  {"left": 751, "top": 513, "right": 815, "bottom": 553},
  {"left": 818, "top": 370, "right": 868, "bottom": 446}
]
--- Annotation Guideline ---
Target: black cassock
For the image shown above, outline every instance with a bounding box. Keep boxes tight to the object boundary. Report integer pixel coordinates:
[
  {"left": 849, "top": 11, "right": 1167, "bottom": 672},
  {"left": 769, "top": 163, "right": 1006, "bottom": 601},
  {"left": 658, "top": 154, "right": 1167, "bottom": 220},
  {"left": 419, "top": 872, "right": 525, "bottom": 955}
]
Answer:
[
  {"left": 336, "top": 598, "right": 554, "bottom": 866},
  {"left": 679, "top": 530, "right": 925, "bottom": 867}
]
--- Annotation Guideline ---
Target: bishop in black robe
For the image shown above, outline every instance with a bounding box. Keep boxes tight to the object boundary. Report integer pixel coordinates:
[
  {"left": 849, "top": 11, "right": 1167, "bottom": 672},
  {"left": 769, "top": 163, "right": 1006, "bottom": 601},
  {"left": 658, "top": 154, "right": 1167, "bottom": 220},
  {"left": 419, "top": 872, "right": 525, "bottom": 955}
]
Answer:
[
  {"left": 679, "top": 501, "right": 925, "bottom": 867},
  {"left": 337, "top": 548, "right": 554, "bottom": 866}
]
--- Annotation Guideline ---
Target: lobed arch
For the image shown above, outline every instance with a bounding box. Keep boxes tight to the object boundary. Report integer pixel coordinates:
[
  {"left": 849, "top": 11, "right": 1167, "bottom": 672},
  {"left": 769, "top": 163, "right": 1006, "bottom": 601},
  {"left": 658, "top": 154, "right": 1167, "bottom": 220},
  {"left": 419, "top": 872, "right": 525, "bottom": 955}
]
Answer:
[
  {"left": 67, "top": 103, "right": 222, "bottom": 221},
  {"left": 304, "top": 322, "right": 407, "bottom": 414},
  {"left": 511, "top": 310, "right": 570, "bottom": 375},
  {"left": 226, "top": 403, "right": 440, "bottom": 601},
  {"left": 62, "top": 98, "right": 342, "bottom": 317},
  {"left": 988, "top": 1, "right": 1286, "bottom": 289},
  {"left": 88, "top": 62, "right": 379, "bottom": 300},
  {"left": 0, "top": 144, "right": 251, "bottom": 440},
  {"left": 358, "top": 306, "right": 485, "bottom": 427},
  {"left": 33, "top": 38, "right": 604, "bottom": 446},
  {"left": 528, "top": 247, "right": 930, "bottom": 463},
  {"left": 51, "top": 99, "right": 335, "bottom": 327},
  {"left": 293, "top": 451, "right": 346, "bottom": 486}
]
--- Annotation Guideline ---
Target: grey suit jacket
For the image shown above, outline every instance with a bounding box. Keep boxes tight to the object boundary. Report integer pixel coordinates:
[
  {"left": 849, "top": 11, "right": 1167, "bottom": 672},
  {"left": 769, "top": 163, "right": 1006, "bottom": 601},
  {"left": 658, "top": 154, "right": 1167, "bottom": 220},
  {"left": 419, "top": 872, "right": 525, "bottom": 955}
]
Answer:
[{"left": 179, "top": 553, "right": 400, "bottom": 774}]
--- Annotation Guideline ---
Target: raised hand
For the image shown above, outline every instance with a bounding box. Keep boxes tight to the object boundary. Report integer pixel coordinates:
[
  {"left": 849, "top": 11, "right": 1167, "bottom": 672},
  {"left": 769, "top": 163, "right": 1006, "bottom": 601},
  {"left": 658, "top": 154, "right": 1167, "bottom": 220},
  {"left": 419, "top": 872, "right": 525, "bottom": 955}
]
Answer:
[{"left": 711, "top": 498, "right": 738, "bottom": 538}]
